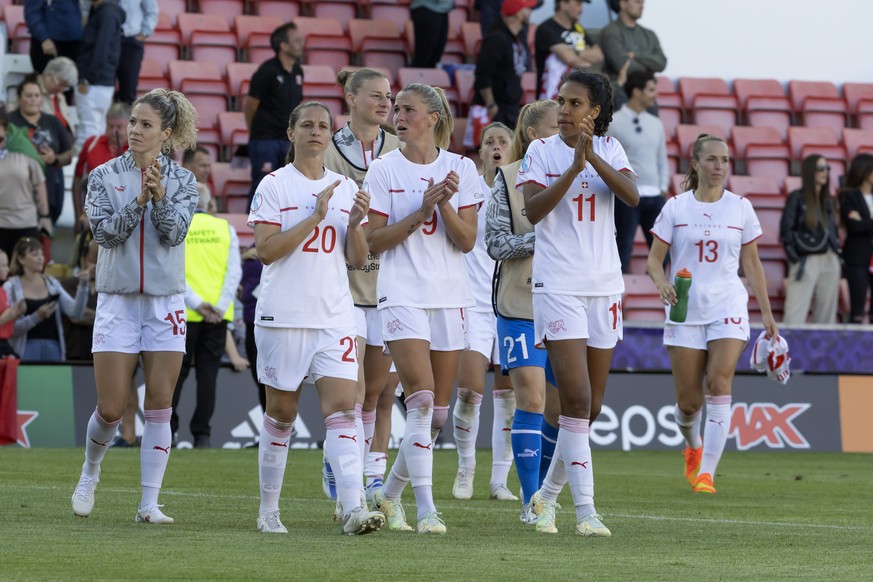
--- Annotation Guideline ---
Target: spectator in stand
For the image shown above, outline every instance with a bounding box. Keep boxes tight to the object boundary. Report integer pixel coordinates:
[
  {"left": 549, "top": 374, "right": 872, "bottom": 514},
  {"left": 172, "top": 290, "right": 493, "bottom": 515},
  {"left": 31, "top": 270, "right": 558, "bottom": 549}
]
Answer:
[
  {"left": 0, "top": 249, "right": 27, "bottom": 358},
  {"left": 182, "top": 146, "right": 213, "bottom": 187},
  {"left": 61, "top": 234, "right": 99, "bottom": 361},
  {"left": 116, "top": 0, "right": 158, "bottom": 105},
  {"left": 0, "top": 111, "right": 51, "bottom": 259},
  {"left": 606, "top": 70, "right": 668, "bottom": 273},
  {"left": 839, "top": 153, "right": 873, "bottom": 324},
  {"left": 599, "top": 0, "right": 667, "bottom": 107},
  {"left": 244, "top": 23, "right": 304, "bottom": 211},
  {"left": 7, "top": 57, "right": 79, "bottom": 140},
  {"left": 4, "top": 236, "right": 89, "bottom": 362},
  {"left": 171, "top": 187, "right": 242, "bottom": 449},
  {"left": 75, "top": 0, "right": 125, "bottom": 151},
  {"left": 535, "top": 0, "right": 603, "bottom": 100},
  {"left": 24, "top": 0, "right": 84, "bottom": 74},
  {"left": 9, "top": 76, "right": 73, "bottom": 224},
  {"left": 410, "top": 0, "right": 454, "bottom": 68},
  {"left": 779, "top": 155, "right": 841, "bottom": 324},
  {"left": 73, "top": 102, "right": 130, "bottom": 230},
  {"left": 472, "top": 0, "right": 536, "bottom": 129}
]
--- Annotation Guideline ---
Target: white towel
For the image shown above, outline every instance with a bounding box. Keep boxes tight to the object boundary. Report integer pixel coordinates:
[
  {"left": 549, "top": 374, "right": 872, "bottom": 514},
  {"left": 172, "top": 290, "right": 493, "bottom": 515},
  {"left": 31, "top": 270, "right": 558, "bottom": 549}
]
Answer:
[{"left": 750, "top": 331, "right": 791, "bottom": 385}]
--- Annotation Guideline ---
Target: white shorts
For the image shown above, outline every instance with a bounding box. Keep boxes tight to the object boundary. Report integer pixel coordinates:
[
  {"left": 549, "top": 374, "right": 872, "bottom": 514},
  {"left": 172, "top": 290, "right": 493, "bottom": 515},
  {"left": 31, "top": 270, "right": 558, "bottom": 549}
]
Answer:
[
  {"left": 353, "top": 306, "right": 384, "bottom": 347},
  {"left": 467, "top": 309, "right": 500, "bottom": 365},
  {"left": 380, "top": 306, "right": 468, "bottom": 352},
  {"left": 664, "top": 317, "right": 750, "bottom": 350},
  {"left": 255, "top": 325, "right": 359, "bottom": 391},
  {"left": 532, "top": 293, "right": 623, "bottom": 350},
  {"left": 92, "top": 293, "right": 187, "bottom": 354}
]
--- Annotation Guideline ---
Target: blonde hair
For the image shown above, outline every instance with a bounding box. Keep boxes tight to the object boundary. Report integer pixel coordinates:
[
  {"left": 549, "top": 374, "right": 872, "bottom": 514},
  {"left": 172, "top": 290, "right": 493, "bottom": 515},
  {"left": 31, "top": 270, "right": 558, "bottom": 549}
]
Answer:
[
  {"left": 509, "top": 100, "right": 558, "bottom": 163},
  {"left": 134, "top": 89, "right": 199, "bottom": 153},
  {"left": 337, "top": 67, "right": 389, "bottom": 96},
  {"left": 399, "top": 83, "right": 453, "bottom": 150},
  {"left": 682, "top": 133, "right": 728, "bottom": 192}
]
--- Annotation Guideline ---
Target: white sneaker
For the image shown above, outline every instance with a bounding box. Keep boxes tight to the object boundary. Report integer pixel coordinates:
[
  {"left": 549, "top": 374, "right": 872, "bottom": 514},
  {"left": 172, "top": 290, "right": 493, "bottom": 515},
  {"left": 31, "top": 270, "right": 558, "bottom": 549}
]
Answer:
[
  {"left": 452, "top": 469, "right": 474, "bottom": 499},
  {"left": 535, "top": 494, "right": 559, "bottom": 534},
  {"left": 489, "top": 483, "right": 519, "bottom": 501},
  {"left": 342, "top": 506, "right": 385, "bottom": 535},
  {"left": 376, "top": 494, "right": 413, "bottom": 532},
  {"left": 135, "top": 504, "right": 174, "bottom": 524},
  {"left": 257, "top": 511, "right": 288, "bottom": 534},
  {"left": 71, "top": 472, "right": 99, "bottom": 517},
  {"left": 576, "top": 513, "right": 611, "bottom": 537},
  {"left": 416, "top": 511, "right": 447, "bottom": 534}
]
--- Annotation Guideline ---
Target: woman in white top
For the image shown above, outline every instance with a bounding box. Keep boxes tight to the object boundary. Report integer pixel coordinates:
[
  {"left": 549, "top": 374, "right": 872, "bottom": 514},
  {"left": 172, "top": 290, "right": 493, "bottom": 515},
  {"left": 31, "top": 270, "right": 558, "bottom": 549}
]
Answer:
[
  {"left": 365, "top": 83, "right": 483, "bottom": 534},
  {"left": 72, "top": 89, "right": 200, "bottom": 525},
  {"left": 519, "top": 71, "right": 639, "bottom": 537},
  {"left": 322, "top": 67, "right": 400, "bottom": 507},
  {"left": 648, "top": 133, "right": 778, "bottom": 495},
  {"left": 247, "top": 101, "right": 384, "bottom": 536},
  {"left": 452, "top": 122, "right": 518, "bottom": 503}
]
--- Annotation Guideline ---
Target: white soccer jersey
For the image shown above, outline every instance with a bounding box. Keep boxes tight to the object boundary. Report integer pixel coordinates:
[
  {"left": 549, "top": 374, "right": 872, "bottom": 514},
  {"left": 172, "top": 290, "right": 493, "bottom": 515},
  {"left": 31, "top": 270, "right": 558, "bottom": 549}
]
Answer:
[
  {"left": 365, "top": 148, "right": 485, "bottom": 309},
  {"left": 516, "top": 134, "right": 632, "bottom": 296},
  {"left": 247, "top": 164, "right": 359, "bottom": 329},
  {"left": 464, "top": 176, "right": 497, "bottom": 312},
  {"left": 650, "top": 190, "right": 763, "bottom": 324}
]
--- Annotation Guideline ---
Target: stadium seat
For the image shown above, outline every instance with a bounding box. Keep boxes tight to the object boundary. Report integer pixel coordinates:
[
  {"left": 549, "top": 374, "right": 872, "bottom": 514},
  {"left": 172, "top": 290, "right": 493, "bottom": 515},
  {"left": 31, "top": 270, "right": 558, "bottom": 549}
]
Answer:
[
  {"left": 398, "top": 68, "right": 459, "bottom": 115},
  {"left": 843, "top": 82, "right": 873, "bottom": 130},
  {"left": 678, "top": 77, "right": 738, "bottom": 136},
  {"left": 623, "top": 274, "right": 662, "bottom": 311},
  {"left": 783, "top": 176, "right": 801, "bottom": 195},
  {"left": 254, "top": 0, "right": 302, "bottom": 19},
  {"left": 226, "top": 62, "right": 259, "bottom": 108},
  {"left": 671, "top": 173, "right": 687, "bottom": 195},
  {"left": 521, "top": 71, "right": 536, "bottom": 106},
  {"left": 312, "top": 2, "right": 359, "bottom": 30},
  {"left": 675, "top": 124, "right": 727, "bottom": 161},
  {"left": 348, "top": 19, "right": 407, "bottom": 72},
  {"left": 731, "top": 126, "right": 790, "bottom": 183},
  {"left": 2, "top": 4, "right": 29, "bottom": 53},
  {"left": 334, "top": 113, "right": 350, "bottom": 131},
  {"left": 461, "top": 22, "right": 483, "bottom": 61},
  {"left": 455, "top": 68, "right": 476, "bottom": 114},
  {"left": 788, "top": 80, "right": 847, "bottom": 138},
  {"left": 234, "top": 15, "right": 283, "bottom": 49},
  {"left": 733, "top": 78, "right": 791, "bottom": 140},
  {"left": 666, "top": 140, "right": 679, "bottom": 175},
  {"left": 760, "top": 259, "right": 787, "bottom": 301},
  {"left": 216, "top": 213, "right": 255, "bottom": 248},
  {"left": 201, "top": 0, "right": 246, "bottom": 27},
  {"left": 623, "top": 308, "right": 664, "bottom": 322},
  {"left": 178, "top": 13, "right": 237, "bottom": 64},
  {"left": 369, "top": 2, "right": 411, "bottom": 24},
  {"left": 655, "top": 76, "right": 683, "bottom": 140},
  {"left": 728, "top": 176, "right": 783, "bottom": 209},
  {"left": 158, "top": 0, "right": 188, "bottom": 25},
  {"left": 843, "top": 128, "right": 873, "bottom": 159},
  {"left": 788, "top": 126, "right": 846, "bottom": 190},
  {"left": 294, "top": 17, "right": 353, "bottom": 70},
  {"left": 168, "top": 60, "right": 227, "bottom": 96},
  {"left": 755, "top": 207, "right": 786, "bottom": 261},
  {"left": 451, "top": 117, "right": 469, "bottom": 155},
  {"left": 441, "top": 18, "right": 466, "bottom": 65},
  {"left": 210, "top": 164, "right": 251, "bottom": 213},
  {"left": 217, "top": 111, "right": 249, "bottom": 162},
  {"left": 301, "top": 64, "right": 346, "bottom": 118},
  {"left": 136, "top": 59, "right": 169, "bottom": 97},
  {"left": 145, "top": 13, "right": 183, "bottom": 72}
]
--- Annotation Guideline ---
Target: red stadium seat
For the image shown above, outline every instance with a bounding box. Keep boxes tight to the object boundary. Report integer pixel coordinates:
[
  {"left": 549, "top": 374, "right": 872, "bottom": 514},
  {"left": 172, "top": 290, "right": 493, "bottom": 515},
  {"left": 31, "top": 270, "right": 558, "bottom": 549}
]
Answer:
[
  {"left": 158, "top": 0, "right": 188, "bottom": 25},
  {"left": 843, "top": 128, "right": 873, "bottom": 159},
  {"left": 754, "top": 207, "right": 785, "bottom": 261},
  {"left": 2, "top": 5, "right": 29, "bottom": 53},
  {"left": 201, "top": 0, "right": 246, "bottom": 27},
  {"left": 397, "top": 67, "right": 459, "bottom": 115},
  {"left": 455, "top": 68, "right": 475, "bottom": 115},
  {"left": 136, "top": 59, "right": 169, "bottom": 97},
  {"left": 451, "top": 117, "right": 471, "bottom": 156},
  {"left": 843, "top": 83, "right": 873, "bottom": 130},
  {"left": 226, "top": 62, "right": 259, "bottom": 106},
  {"left": 301, "top": 64, "right": 346, "bottom": 118},
  {"left": 788, "top": 127, "right": 845, "bottom": 191},
  {"left": 461, "top": 22, "right": 482, "bottom": 61},
  {"left": 665, "top": 140, "right": 679, "bottom": 175},
  {"left": 521, "top": 72, "right": 536, "bottom": 106},
  {"left": 144, "top": 13, "right": 183, "bottom": 73},
  {"left": 234, "top": 15, "right": 283, "bottom": 47},
  {"left": 760, "top": 260, "right": 787, "bottom": 301},
  {"left": 783, "top": 176, "right": 801, "bottom": 195},
  {"left": 369, "top": 3, "right": 410, "bottom": 24},
  {"left": 623, "top": 308, "right": 664, "bottom": 322},
  {"left": 678, "top": 77, "right": 738, "bottom": 136},
  {"left": 675, "top": 124, "right": 727, "bottom": 161},
  {"left": 655, "top": 76, "right": 683, "bottom": 140},
  {"left": 168, "top": 60, "right": 227, "bottom": 95},
  {"left": 348, "top": 19, "right": 407, "bottom": 73},
  {"left": 623, "top": 274, "right": 662, "bottom": 311},
  {"left": 217, "top": 111, "right": 249, "bottom": 161},
  {"left": 728, "top": 176, "right": 783, "bottom": 209},
  {"left": 312, "top": 2, "right": 358, "bottom": 30},
  {"left": 731, "top": 126, "right": 790, "bottom": 183},
  {"left": 733, "top": 78, "right": 791, "bottom": 140},
  {"left": 294, "top": 17, "right": 353, "bottom": 70},
  {"left": 788, "top": 80, "right": 847, "bottom": 138},
  {"left": 216, "top": 213, "right": 255, "bottom": 248},
  {"left": 178, "top": 13, "right": 237, "bottom": 65},
  {"left": 671, "top": 173, "right": 687, "bottom": 196},
  {"left": 254, "top": 0, "right": 302, "bottom": 19}
]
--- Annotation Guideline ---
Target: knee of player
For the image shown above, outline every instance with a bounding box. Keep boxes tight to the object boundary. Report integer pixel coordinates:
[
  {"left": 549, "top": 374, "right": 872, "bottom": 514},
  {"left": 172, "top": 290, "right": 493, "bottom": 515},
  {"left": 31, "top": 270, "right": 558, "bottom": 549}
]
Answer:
[{"left": 705, "top": 376, "right": 733, "bottom": 396}]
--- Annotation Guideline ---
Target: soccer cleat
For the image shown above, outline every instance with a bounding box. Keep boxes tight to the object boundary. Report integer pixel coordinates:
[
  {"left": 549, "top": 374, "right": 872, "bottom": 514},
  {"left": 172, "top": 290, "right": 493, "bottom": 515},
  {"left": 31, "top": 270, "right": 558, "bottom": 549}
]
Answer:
[
  {"left": 452, "top": 469, "right": 474, "bottom": 499},
  {"left": 520, "top": 503, "right": 537, "bottom": 525},
  {"left": 416, "top": 511, "right": 447, "bottom": 534},
  {"left": 535, "top": 495, "right": 559, "bottom": 534},
  {"left": 375, "top": 494, "right": 413, "bottom": 532},
  {"left": 257, "top": 511, "right": 288, "bottom": 534},
  {"left": 135, "top": 504, "right": 174, "bottom": 524},
  {"left": 692, "top": 472, "right": 717, "bottom": 494},
  {"left": 490, "top": 483, "right": 519, "bottom": 501},
  {"left": 71, "top": 472, "right": 99, "bottom": 517},
  {"left": 575, "top": 513, "right": 611, "bottom": 537},
  {"left": 364, "top": 479, "right": 383, "bottom": 508},
  {"left": 683, "top": 446, "right": 703, "bottom": 486},
  {"left": 342, "top": 507, "right": 385, "bottom": 535},
  {"left": 322, "top": 456, "right": 337, "bottom": 500}
]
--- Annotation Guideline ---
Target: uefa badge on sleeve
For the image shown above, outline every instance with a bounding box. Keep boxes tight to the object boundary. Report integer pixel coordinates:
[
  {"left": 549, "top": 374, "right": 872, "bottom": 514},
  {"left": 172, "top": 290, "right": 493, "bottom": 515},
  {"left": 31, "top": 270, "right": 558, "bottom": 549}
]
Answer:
[
  {"left": 251, "top": 192, "right": 262, "bottom": 213},
  {"left": 520, "top": 154, "right": 531, "bottom": 174}
]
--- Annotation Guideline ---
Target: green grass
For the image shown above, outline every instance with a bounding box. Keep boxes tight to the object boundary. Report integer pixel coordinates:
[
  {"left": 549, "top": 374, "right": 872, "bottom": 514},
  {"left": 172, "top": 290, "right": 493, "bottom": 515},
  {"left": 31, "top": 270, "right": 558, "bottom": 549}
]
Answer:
[{"left": 1, "top": 448, "right": 871, "bottom": 581}]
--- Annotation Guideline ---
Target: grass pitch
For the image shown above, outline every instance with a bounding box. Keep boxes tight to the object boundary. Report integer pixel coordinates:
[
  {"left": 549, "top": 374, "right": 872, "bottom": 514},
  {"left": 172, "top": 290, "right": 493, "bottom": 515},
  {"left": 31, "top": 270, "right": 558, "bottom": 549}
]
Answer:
[{"left": 1, "top": 448, "right": 871, "bottom": 581}]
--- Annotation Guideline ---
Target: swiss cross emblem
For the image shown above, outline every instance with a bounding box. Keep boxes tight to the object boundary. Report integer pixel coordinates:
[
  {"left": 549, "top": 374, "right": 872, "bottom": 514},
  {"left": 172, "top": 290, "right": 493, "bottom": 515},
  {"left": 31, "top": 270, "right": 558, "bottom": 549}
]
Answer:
[
  {"left": 705, "top": 230, "right": 711, "bottom": 236},
  {"left": 581, "top": 182, "right": 588, "bottom": 188}
]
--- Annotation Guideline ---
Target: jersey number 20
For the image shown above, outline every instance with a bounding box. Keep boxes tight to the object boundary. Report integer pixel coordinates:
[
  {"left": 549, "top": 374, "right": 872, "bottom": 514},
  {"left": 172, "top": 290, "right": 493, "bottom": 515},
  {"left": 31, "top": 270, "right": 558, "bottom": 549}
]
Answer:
[{"left": 303, "top": 225, "right": 338, "bottom": 253}]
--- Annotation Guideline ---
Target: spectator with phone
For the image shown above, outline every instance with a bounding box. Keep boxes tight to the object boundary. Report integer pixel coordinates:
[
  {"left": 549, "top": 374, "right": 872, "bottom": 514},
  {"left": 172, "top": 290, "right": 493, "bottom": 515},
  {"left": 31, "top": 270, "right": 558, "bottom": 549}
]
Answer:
[{"left": 3, "top": 237, "right": 89, "bottom": 362}]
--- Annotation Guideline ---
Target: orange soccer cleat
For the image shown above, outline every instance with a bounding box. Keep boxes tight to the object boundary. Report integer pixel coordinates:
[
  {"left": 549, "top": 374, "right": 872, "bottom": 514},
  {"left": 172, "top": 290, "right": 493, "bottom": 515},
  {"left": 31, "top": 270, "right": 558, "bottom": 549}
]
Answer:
[
  {"left": 692, "top": 472, "right": 717, "bottom": 494},
  {"left": 683, "top": 446, "right": 703, "bottom": 486}
]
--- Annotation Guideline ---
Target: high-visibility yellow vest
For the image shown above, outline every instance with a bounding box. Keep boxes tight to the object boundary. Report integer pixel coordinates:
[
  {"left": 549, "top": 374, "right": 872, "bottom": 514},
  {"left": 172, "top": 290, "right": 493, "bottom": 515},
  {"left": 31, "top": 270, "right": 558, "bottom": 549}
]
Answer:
[{"left": 185, "top": 212, "right": 233, "bottom": 323}]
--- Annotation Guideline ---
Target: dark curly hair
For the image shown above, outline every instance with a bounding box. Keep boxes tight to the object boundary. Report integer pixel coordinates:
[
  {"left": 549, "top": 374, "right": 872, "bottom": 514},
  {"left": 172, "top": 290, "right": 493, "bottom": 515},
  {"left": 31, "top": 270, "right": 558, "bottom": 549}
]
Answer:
[{"left": 560, "top": 70, "right": 614, "bottom": 136}]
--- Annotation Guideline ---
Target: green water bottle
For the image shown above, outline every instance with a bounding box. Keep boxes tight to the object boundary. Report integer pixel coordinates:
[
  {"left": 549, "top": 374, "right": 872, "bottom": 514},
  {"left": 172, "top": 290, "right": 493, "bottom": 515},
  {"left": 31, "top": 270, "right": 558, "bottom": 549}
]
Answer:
[{"left": 669, "top": 268, "right": 692, "bottom": 323}]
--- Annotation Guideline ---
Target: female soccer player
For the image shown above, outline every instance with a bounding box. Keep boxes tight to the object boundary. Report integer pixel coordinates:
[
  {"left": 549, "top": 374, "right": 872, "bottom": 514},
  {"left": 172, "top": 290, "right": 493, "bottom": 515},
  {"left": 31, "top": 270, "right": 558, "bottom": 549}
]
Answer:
[
  {"left": 365, "top": 83, "right": 483, "bottom": 534},
  {"left": 452, "top": 122, "right": 518, "bottom": 503},
  {"left": 485, "top": 100, "right": 563, "bottom": 524},
  {"left": 647, "top": 133, "right": 778, "bottom": 494},
  {"left": 519, "top": 71, "right": 639, "bottom": 536},
  {"left": 323, "top": 68, "right": 400, "bottom": 505},
  {"left": 72, "top": 89, "right": 199, "bottom": 524},
  {"left": 249, "top": 101, "right": 383, "bottom": 535}
]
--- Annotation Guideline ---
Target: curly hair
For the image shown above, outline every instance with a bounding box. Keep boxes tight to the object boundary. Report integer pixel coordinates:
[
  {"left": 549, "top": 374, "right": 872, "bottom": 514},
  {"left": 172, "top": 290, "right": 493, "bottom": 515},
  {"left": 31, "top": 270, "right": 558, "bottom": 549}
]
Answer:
[
  {"left": 560, "top": 70, "right": 614, "bottom": 136},
  {"left": 134, "top": 89, "right": 199, "bottom": 153}
]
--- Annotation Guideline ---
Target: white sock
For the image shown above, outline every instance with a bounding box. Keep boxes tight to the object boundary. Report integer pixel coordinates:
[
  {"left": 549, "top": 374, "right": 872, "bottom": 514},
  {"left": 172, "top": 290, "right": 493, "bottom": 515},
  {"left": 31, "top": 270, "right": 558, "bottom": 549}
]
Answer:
[
  {"left": 405, "top": 391, "right": 436, "bottom": 519},
  {"left": 558, "top": 415, "right": 595, "bottom": 520},
  {"left": 540, "top": 437, "right": 567, "bottom": 501},
  {"left": 365, "top": 451, "right": 388, "bottom": 484},
  {"left": 674, "top": 404, "right": 703, "bottom": 449},
  {"left": 362, "top": 408, "right": 376, "bottom": 459},
  {"left": 354, "top": 404, "right": 366, "bottom": 475},
  {"left": 453, "top": 388, "right": 482, "bottom": 472},
  {"left": 325, "top": 411, "right": 363, "bottom": 516},
  {"left": 700, "top": 395, "right": 732, "bottom": 477},
  {"left": 382, "top": 443, "right": 409, "bottom": 500},
  {"left": 83, "top": 408, "right": 120, "bottom": 478},
  {"left": 258, "top": 415, "right": 293, "bottom": 515},
  {"left": 140, "top": 408, "right": 172, "bottom": 509},
  {"left": 490, "top": 389, "right": 515, "bottom": 487}
]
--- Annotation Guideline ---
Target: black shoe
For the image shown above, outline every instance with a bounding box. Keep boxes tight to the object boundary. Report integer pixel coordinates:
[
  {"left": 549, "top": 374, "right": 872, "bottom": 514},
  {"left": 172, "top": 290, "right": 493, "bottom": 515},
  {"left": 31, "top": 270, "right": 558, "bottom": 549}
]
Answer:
[{"left": 193, "top": 435, "right": 211, "bottom": 449}]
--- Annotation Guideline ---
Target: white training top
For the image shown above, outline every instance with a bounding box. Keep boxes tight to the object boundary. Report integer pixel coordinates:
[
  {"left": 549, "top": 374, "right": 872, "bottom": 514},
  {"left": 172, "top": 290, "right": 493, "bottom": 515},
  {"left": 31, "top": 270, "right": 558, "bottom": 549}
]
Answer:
[
  {"left": 366, "top": 148, "right": 484, "bottom": 309},
  {"left": 516, "top": 133, "right": 633, "bottom": 296},
  {"left": 650, "top": 190, "right": 763, "bottom": 324},
  {"left": 464, "top": 175, "right": 497, "bottom": 312},
  {"left": 247, "top": 164, "right": 359, "bottom": 329}
]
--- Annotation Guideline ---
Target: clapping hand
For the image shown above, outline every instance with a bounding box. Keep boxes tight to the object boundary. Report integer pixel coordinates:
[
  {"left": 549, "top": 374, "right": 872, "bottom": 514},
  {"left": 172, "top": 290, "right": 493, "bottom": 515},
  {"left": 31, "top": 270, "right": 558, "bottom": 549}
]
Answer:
[
  {"left": 349, "top": 190, "right": 370, "bottom": 227},
  {"left": 314, "top": 180, "right": 340, "bottom": 220}
]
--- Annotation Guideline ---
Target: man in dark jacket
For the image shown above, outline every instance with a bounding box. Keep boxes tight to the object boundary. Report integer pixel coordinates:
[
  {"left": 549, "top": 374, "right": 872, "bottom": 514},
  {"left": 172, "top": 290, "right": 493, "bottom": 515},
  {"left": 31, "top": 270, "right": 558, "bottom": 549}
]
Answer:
[
  {"left": 472, "top": 0, "right": 536, "bottom": 129},
  {"left": 24, "top": 0, "right": 84, "bottom": 74},
  {"left": 75, "top": 0, "right": 125, "bottom": 150}
]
